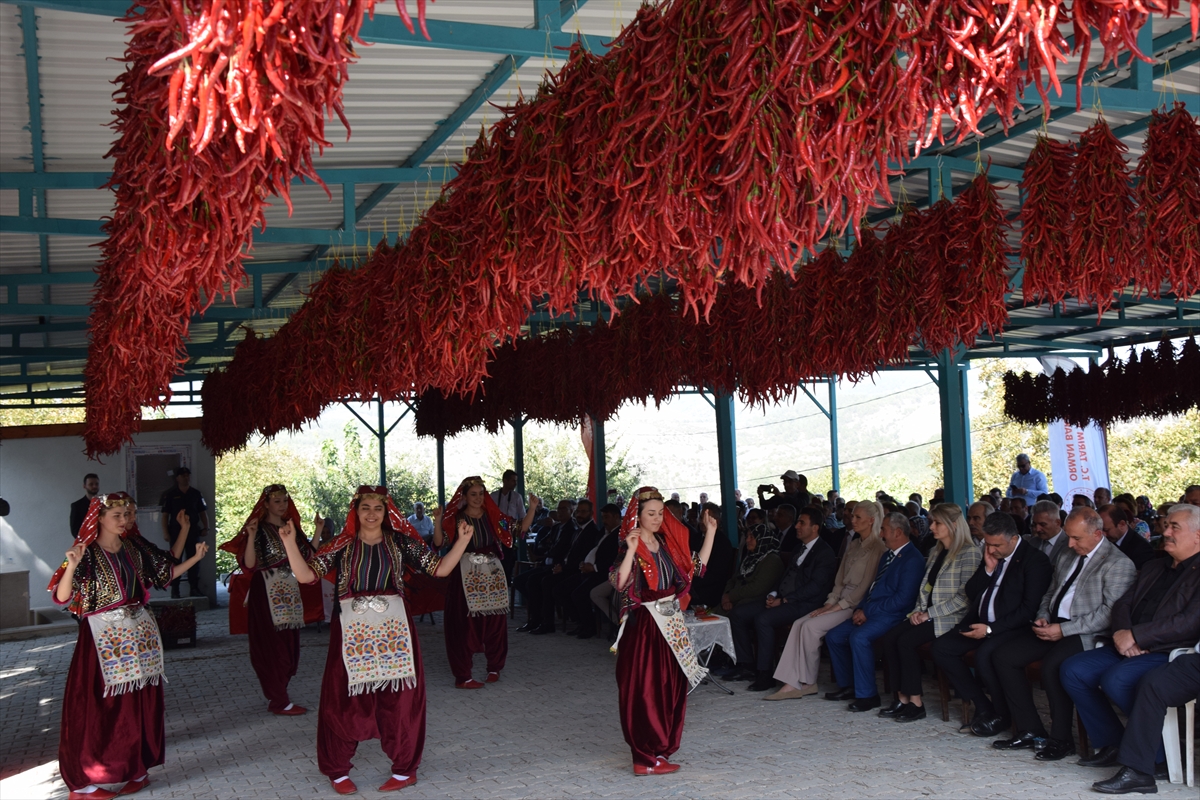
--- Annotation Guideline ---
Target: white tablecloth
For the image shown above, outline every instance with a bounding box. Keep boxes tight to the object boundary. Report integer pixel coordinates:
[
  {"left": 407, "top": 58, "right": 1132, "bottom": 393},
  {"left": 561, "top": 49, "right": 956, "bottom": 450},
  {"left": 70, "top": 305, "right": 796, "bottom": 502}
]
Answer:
[{"left": 685, "top": 615, "right": 736, "bottom": 662}]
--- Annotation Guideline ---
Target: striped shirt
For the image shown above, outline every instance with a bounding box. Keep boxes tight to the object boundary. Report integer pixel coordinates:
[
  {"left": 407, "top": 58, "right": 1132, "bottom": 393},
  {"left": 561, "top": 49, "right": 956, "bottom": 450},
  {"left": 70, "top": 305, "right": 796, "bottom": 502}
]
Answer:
[{"left": 347, "top": 539, "right": 395, "bottom": 594}]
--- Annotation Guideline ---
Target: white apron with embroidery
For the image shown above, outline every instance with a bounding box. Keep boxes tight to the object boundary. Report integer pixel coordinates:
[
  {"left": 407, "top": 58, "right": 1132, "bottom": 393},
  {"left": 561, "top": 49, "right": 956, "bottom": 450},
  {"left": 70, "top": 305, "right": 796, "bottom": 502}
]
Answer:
[
  {"left": 461, "top": 553, "right": 509, "bottom": 616},
  {"left": 260, "top": 566, "right": 305, "bottom": 630},
  {"left": 611, "top": 594, "right": 707, "bottom": 689},
  {"left": 338, "top": 594, "right": 416, "bottom": 695},
  {"left": 87, "top": 605, "right": 167, "bottom": 697}
]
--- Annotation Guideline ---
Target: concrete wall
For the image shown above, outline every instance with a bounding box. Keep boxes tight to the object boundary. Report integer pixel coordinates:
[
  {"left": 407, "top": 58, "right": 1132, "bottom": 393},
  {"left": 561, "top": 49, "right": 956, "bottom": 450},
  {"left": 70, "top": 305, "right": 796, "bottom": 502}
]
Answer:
[{"left": 0, "top": 425, "right": 218, "bottom": 611}]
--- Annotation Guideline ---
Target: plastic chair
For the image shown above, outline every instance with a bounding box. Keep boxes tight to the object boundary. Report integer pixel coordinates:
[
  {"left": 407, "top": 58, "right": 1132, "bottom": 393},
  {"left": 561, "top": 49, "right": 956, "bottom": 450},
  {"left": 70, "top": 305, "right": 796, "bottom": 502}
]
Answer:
[{"left": 1163, "top": 647, "right": 1196, "bottom": 787}]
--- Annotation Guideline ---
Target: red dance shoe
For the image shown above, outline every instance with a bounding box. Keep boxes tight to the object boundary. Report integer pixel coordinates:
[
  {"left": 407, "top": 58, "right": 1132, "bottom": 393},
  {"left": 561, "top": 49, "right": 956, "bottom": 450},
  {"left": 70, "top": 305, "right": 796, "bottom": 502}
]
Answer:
[
  {"left": 485, "top": 672, "right": 500, "bottom": 683},
  {"left": 69, "top": 791, "right": 119, "bottom": 800},
  {"left": 633, "top": 759, "right": 681, "bottom": 776},
  {"left": 455, "top": 679, "right": 485, "bottom": 689},
  {"left": 117, "top": 778, "right": 150, "bottom": 795},
  {"left": 379, "top": 775, "right": 418, "bottom": 792},
  {"left": 272, "top": 703, "right": 307, "bottom": 716},
  {"left": 330, "top": 777, "right": 357, "bottom": 795}
]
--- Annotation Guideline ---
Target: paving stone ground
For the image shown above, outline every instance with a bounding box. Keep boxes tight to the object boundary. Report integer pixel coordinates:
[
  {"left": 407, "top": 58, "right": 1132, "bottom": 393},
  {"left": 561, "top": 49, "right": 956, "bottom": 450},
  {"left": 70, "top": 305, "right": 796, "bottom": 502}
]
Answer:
[{"left": 1, "top": 606, "right": 1195, "bottom": 799}]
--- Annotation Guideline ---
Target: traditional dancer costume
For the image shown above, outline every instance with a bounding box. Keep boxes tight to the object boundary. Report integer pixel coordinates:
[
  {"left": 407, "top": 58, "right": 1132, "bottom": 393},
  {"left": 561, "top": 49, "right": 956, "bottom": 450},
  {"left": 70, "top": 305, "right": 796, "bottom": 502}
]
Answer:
[
  {"left": 298, "top": 486, "right": 445, "bottom": 793},
  {"left": 219, "top": 484, "right": 312, "bottom": 714},
  {"left": 440, "top": 477, "right": 518, "bottom": 687},
  {"left": 50, "top": 493, "right": 180, "bottom": 798},
  {"left": 610, "top": 487, "right": 709, "bottom": 774}
]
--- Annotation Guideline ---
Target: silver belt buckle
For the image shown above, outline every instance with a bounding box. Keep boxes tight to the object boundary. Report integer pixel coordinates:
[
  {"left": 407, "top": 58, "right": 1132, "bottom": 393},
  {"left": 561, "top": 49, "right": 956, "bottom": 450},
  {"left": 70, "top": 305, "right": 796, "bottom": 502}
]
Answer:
[{"left": 655, "top": 598, "right": 679, "bottom": 617}]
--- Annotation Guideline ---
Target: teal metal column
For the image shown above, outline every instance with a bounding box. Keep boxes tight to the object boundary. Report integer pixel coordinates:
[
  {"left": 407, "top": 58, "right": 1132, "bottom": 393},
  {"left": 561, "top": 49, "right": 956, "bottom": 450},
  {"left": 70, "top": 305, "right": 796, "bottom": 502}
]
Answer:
[
  {"left": 937, "top": 349, "right": 972, "bottom": 509},
  {"left": 512, "top": 416, "right": 526, "bottom": 498},
  {"left": 377, "top": 398, "right": 387, "bottom": 487},
  {"left": 436, "top": 435, "right": 446, "bottom": 508},
  {"left": 828, "top": 380, "right": 841, "bottom": 492},
  {"left": 592, "top": 415, "right": 607, "bottom": 520},
  {"left": 714, "top": 392, "right": 740, "bottom": 545}
]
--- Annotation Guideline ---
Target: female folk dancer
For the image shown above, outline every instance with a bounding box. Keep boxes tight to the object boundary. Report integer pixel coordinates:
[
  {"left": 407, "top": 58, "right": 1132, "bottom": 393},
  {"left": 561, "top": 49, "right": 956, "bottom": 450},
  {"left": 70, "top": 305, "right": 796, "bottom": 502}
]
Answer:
[
  {"left": 432, "top": 477, "right": 539, "bottom": 688},
  {"left": 281, "top": 486, "right": 474, "bottom": 794},
  {"left": 52, "top": 492, "right": 209, "bottom": 800},
  {"left": 611, "top": 487, "right": 718, "bottom": 775},
  {"left": 219, "top": 484, "right": 313, "bottom": 715}
]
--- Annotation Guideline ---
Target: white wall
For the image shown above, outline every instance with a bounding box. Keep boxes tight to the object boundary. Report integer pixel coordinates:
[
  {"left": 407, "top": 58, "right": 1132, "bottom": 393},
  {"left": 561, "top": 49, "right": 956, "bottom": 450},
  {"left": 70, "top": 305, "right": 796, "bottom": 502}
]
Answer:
[{"left": 0, "top": 428, "right": 217, "bottom": 610}]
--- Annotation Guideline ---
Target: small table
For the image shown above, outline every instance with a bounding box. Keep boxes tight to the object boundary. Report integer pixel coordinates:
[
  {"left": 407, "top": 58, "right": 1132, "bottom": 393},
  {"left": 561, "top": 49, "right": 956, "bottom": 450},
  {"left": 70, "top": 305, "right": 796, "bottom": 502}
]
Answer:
[{"left": 686, "top": 615, "right": 737, "bottom": 695}]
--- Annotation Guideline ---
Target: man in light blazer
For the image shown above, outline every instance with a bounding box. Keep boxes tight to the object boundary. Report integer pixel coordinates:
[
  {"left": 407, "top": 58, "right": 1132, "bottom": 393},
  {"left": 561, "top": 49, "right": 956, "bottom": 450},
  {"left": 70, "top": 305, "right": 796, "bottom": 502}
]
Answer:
[{"left": 989, "top": 509, "right": 1136, "bottom": 761}]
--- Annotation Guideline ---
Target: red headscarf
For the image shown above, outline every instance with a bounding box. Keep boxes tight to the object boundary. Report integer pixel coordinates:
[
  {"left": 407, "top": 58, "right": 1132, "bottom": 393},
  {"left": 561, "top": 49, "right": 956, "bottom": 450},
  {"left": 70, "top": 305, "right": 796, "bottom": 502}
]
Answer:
[
  {"left": 219, "top": 484, "right": 306, "bottom": 562},
  {"left": 47, "top": 492, "right": 133, "bottom": 595},
  {"left": 315, "top": 485, "right": 424, "bottom": 557},
  {"left": 442, "top": 476, "right": 514, "bottom": 548},
  {"left": 621, "top": 486, "right": 695, "bottom": 608}
]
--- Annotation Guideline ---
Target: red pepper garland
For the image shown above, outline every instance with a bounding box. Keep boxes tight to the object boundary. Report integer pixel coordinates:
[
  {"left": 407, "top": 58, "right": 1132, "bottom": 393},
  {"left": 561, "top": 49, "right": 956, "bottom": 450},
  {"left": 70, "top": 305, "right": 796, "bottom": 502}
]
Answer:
[
  {"left": 84, "top": 0, "right": 432, "bottom": 456},
  {"left": 1020, "top": 135, "right": 1077, "bottom": 306},
  {"left": 98, "top": 0, "right": 1194, "bottom": 454},
  {"left": 1134, "top": 102, "right": 1200, "bottom": 298}
]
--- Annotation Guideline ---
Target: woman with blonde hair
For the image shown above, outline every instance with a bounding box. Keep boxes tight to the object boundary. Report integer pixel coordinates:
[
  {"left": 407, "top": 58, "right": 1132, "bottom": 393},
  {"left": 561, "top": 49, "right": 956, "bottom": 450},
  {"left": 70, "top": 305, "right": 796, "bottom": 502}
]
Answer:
[
  {"left": 766, "top": 500, "right": 887, "bottom": 700},
  {"left": 876, "top": 503, "right": 981, "bottom": 722}
]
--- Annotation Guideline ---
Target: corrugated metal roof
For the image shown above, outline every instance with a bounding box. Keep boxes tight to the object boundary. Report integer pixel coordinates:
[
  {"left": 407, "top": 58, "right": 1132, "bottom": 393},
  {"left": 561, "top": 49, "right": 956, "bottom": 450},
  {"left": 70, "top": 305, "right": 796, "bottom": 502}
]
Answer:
[{"left": 1, "top": 1, "right": 1198, "bottom": 401}]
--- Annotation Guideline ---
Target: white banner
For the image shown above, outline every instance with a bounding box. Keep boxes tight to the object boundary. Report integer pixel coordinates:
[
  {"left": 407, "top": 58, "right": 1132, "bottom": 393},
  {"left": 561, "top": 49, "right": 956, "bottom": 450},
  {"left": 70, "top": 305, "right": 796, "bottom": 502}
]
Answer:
[{"left": 1039, "top": 357, "right": 1110, "bottom": 503}]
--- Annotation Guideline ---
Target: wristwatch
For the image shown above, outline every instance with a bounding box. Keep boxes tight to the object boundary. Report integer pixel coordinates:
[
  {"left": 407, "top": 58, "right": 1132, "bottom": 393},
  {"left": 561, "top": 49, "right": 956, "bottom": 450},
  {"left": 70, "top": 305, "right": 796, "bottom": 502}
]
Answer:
[{"left": 985, "top": 625, "right": 993, "bottom": 636}]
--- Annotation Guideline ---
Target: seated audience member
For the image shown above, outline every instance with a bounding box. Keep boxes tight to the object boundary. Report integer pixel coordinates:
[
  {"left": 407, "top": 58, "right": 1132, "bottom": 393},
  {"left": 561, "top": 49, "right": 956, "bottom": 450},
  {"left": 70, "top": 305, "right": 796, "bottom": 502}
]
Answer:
[
  {"left": 1099, "top": 504, "right": 1157, "bottom": 570},
  {"left": 931, "top": 512, "right": 1053, "bottom": 736},
  {"left": 1028, "top": 500, "right": 1069, "bottom": 564},
  {"left": 908, "top": 494, "right": 927, "bottom": 517},
  {"left": 515, "top": 499, "right": 574, "bottom": 632},
  {"left": 1061, "top": 504, "right": 1200, "bottom": 770},
  {"left": 773, "top": 504, "right": 799, "bottom": 553},
  {"left": 825, "top": 495, "right": 844, "bottom": 530},
  {"left": 570, "top": 504, "right": 622, "bottom": 639},
  {"left": 877, "top": 504, "right": 982, "bottom": 722},
  {"left": 723, "top": 508, "right": 836, "bottom": 691},
  {"left": 823, "top": 512, "right": 926, "bottom": 711},
  {"left": 990, "top": 487, "right": 1004, "bottom": 508},
  {"left": 1009, "top": 496, "right": 1031, "bottom": 538},
  {"left": 1091, "top": 644, "right": 1199, "bottom": 795},
  {"left": 532, "top": 499, "right": 601, "bottom": 635},
  {"left": 1072, "top": 493, "right": 1095, "bottom": 509},
  {"left": 990, "top": 509, "right": 1136, "bottom": 761},
  {"left": 967, "top": 501, "right": 994, "bottom": 545},
  {"left": 769, "top": 501, "right": 887, "bottom": 699},
  {"left": 689, "top": 502, "right": 735, "bottom": 609},
  {"left": 1114, "top": 493, "right": 1152, "bottom": 541},
  {"left": 1152, "top": 504, "right": 1173, "bottom": 540},
  {"left": 906, "top": 502, "right": 933, "bottom": 555},
  {"left": 1093, "top": 487, "right": 1113, "bottom": 508},
  {"left": 818, "top": 509, "right": 848, "bottom": 558},
  {"left": 999, "top": 498, "right": 1012, "bottom": 514},
  {"left": 714, "top": 524, "right": 784, "bottom": 618},
  {"left": 1185, "top": 484, "right": 1200, "bottom": 507}
]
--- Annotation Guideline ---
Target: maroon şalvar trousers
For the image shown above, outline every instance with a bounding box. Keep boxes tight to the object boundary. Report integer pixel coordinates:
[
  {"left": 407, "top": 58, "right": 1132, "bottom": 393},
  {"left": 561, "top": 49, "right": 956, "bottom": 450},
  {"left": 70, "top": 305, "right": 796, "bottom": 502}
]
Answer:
[
  {"left": 58, "top": 620, "right": 165, "bottom": 790},
  {"left": 316, "top": 610, "right": 426, "bottom": 778},
  {"left": 615, "top": 600, "right": 688, "bottom": 768},
  {"left": 442, "top": 562, "right": 507, "bottom": 683},
  {"left": 246, "top": 570, "right": 301, "bottom": 711}
]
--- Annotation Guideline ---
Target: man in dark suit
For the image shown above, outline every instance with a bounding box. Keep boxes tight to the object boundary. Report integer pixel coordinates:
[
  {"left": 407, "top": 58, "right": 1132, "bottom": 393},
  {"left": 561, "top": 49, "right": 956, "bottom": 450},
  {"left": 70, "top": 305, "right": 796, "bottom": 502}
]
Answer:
[
  {"left": 990, "top": 509, "right": 1136, "bottom": 761},
  {"left": 1061, "top": 503, "right": 1200, "bottom": 770},
  {"left": 931, "top": 511, "right": 1053, "bottom": 736},
  {"left": 69, "top": 473, "right": 100, "bottom": 538},
  {"left": 515, "top": 499, "right": 573, "bottom": 632},
  {"left": 1099, "top": 504, "right": 1157, "bottom": 570},
  {"left": 530, "top": 499, "right": 600, "bottom": 635},
  {"left": 729, "top": 507, "right": 838, "bottom": 691},
  {"left": 1092, "top": 646, "right": 1199, "bottom": 794},
  {"left": 570, "top": 504, "right": 623, "bottom": 639},
  {"left": 824, "top": 512, "right": 927, "bottom": 711}
]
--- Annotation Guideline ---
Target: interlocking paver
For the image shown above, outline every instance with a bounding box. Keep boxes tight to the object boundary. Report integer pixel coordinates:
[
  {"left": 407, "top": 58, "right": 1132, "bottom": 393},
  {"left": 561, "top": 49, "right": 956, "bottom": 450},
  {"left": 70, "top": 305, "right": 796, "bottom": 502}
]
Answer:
[{"left": 1, "top": 606, "right": 1196, "bottom": 799}]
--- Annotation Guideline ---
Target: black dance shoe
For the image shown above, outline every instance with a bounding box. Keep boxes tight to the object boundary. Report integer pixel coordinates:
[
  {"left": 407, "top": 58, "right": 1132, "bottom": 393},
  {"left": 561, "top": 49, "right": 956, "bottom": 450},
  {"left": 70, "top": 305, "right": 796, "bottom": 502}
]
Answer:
[
  {"left": 894, "top": 704, "right": 927, "bottom": 723},
  {"left": 970, "top": 715, "right": 1011, "bottom": 737},
  {"left": 847, "top": 695, "right": 881, "bottom": 712},
  {"left": 1034, "top": 739, "right": 1076, "bottom": 761},
  {"left": 992, "top": 732, "right": 1043, "bottom": 750},
  {"left": 877, "top": 699, "right": 906, "bottom": 717}
]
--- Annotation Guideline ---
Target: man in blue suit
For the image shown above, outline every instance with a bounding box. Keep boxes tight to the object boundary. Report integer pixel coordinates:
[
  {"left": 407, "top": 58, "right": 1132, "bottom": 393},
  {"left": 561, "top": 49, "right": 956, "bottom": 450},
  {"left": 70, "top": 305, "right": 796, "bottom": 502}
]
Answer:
[{"left": 825, "top": 512, "right": 927, "bottom": 711}]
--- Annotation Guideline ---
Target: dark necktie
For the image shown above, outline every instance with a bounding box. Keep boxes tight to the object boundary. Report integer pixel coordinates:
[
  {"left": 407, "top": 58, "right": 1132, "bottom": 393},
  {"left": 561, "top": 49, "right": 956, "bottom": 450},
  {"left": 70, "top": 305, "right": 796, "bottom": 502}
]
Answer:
[
  {"left": 794, "top": 542, "right": 807, "bottom": 566},
  {"left": 978, "top": 557, "right": 1007, "bottom": 622},
  {"left": 867, "top": 550, "right": 896, "bottom": 597},
  {"left": 1050, "top": 556, "right": 1086, "bottom": 620}
]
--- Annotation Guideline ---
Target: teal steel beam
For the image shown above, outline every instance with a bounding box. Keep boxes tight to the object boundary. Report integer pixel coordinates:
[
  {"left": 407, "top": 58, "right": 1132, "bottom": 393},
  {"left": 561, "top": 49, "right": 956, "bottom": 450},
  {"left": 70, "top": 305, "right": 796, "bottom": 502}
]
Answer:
[
  {"left": 714, "top": 390, "right": 739, "bottom": 546},
  {"left": 0, "top": 215, "right": 385, "bottom": 247},
  {"left": 0, "top": 302, "right": 294, "bottom": 320},
  {"left": 18, "top": 6, "right": 50, "bottom": 349},
  {"left": 513, "top": 416, "right": 526, "bottom": 499},
  {"left": 936, "top": 349, "right": 972, "bottom": 509},
  {"left": 591, "top": 414, "right": 607, "bottom": 521},
  {"left": 436, "top": 435, "right": 446, "bottom": 508},
  {"left": 0, "top": 165, "right": 456, "bottom": 191},
  {"left": 0, "top": 321, "right": 86, "bottom": 336},
  {"left": 0, "top": 370, "right": 209, "bottom": 387},
  {"left": 828, "top": 380, "right": 840, "bottom": 493},
  {"left": 904, "top": 156, "right": 1022, "bottom": 183}
]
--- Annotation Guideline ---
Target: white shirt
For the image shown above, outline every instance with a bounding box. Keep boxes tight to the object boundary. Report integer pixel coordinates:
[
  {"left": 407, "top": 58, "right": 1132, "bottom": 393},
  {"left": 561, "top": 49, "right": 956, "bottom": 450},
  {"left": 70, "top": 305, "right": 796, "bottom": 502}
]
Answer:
[
  {"left": 1056, "top": 544, "right": 1099, "bottom": 620},
  {"left": 407, "top": 513, "right": 434, "bottom": 541},
  {"left": 982, "top": 538, "right": 1022, "bottom": 623},
  {"left": 492, "top": 489, "right": 525, "bottom": 520},
  {"left": 1039, "top": 531, "right": 1064, "bottom": 558}
]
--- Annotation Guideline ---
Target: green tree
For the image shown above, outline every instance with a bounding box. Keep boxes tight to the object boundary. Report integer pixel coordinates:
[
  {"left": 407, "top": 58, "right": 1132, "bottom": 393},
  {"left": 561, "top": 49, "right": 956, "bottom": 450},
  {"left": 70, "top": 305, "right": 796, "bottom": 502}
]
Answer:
[
  {"left": 0, "top": 405, "right": 86, "bottom": 426},
  {"left": 485, "top": 428, "right": 643, "bottom": 505},
  {"left": 1107, "top": 409, "right": 1200, "bottom": 504},
  {"left": 213, "top": 443, "right": 310, "bottom": 575}
]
